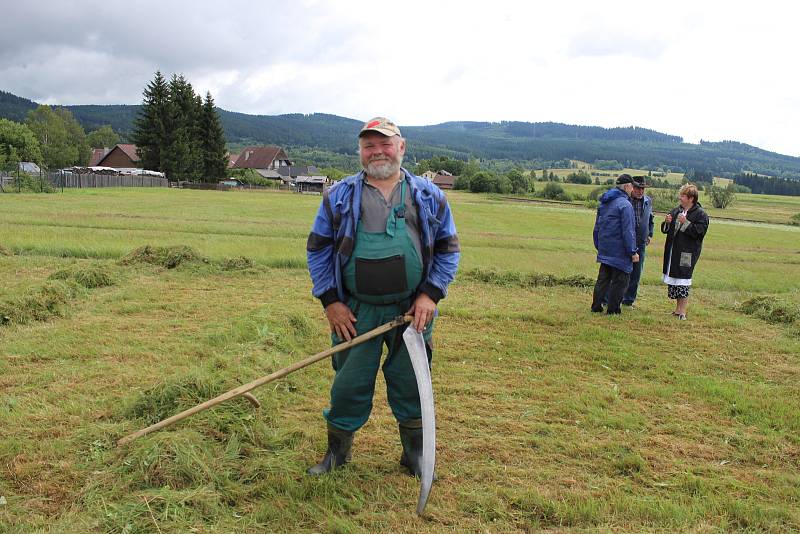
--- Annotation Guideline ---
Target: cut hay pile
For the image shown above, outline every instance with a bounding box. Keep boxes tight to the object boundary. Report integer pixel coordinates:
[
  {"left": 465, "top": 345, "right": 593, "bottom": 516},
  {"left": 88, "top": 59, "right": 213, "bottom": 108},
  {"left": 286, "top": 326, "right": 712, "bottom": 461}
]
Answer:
[
  {"left": 0, "top": 280, "right": 83, "bottom": 326},
  {"left": 120, "top": 245, "right": 207, "bottom": 269},
  {"left": 49, "top": 265, "right": 116, "bottom": 288}
]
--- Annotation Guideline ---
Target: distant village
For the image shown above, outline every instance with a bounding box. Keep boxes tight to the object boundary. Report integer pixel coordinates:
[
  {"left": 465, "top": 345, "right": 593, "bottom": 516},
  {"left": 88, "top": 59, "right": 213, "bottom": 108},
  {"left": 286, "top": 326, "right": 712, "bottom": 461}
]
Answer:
[{"left": 66, "top": 143, "right": 457, "bottom": 193}]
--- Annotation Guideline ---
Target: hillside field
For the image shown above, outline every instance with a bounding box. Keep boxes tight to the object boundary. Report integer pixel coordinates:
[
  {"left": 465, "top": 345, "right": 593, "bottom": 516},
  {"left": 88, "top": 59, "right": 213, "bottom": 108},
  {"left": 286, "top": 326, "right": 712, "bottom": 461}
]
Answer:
[{"left": 1, "top": 188, "right": 799, "bottom": 533}]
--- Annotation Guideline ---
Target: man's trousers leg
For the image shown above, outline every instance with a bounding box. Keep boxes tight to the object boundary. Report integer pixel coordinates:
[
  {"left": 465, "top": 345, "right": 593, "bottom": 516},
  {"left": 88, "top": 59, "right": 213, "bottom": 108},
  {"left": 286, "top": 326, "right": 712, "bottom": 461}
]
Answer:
[
  {"left": 592, "top": 263, "right": 613, "bottom": 312},
  {"left": 383, "top": 318, "right": 433, "bottom": 425},
  {"left": 623, "top": 246, "right": 645, "bottom": 305},
  {"left": 324, "top": 300, "right": 385, "bottom": 433},
  {"left": 606, "top": 267, "right": 631, "bottom": 314}
]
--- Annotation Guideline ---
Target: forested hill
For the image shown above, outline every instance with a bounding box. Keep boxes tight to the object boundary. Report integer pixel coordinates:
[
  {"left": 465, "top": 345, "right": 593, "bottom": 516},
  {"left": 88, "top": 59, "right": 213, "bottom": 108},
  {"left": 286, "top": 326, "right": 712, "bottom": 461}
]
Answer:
[{"left": 2, "top": 89, "right": 800, "bottom": 178}]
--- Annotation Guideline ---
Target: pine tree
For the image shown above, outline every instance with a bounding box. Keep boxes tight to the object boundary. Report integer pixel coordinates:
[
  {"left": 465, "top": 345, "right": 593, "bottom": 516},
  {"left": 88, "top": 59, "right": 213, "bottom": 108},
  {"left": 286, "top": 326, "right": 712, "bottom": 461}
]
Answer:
[
  {"left": 199, "top": 92, "right": 229, "bottom": 182},
  {"left": 163, "top": 74, "right": 202, "bottom": 181},
  {"left": 131, "top": 71, "right": 169, "bottom": 171}
]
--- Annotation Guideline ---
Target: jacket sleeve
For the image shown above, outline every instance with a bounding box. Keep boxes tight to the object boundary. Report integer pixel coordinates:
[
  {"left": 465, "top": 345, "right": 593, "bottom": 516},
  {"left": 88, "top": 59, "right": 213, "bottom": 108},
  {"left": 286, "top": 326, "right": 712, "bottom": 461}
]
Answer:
[
  {"left": 306, "top": 199, "right": 339, "bottom": 307},
  {"left": 419, "top": 194, "right": 460, "bottom": 303},
  {"left": 660, "top": 210, "right": 673, "bottom": 234},
  {"left": 593, "top": 211, "right": 600, "bottom": 250},
  {"left": 681, "top": 209, "right": 709, "bottom": 241},
  {"left": 621, "top": 202, "right": 637, "bottom": 255}
]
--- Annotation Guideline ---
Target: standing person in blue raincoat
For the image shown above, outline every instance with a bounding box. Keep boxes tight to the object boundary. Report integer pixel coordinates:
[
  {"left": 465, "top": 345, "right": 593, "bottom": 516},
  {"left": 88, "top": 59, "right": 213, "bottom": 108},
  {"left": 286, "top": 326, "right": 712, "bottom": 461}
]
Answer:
[
  {"left": 621, "top": 175, "right": 654, "bottom": 306},
  {"left": 306, "top": 117, "right": 460, "bottom": 477},
  {"left": 591, "top": 174, "right": 639, "bottom": 315}
]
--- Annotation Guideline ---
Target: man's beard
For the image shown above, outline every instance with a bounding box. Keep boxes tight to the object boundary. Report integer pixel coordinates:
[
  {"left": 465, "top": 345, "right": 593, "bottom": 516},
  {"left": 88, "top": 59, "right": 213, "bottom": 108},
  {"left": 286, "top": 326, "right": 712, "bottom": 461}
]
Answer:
[{"left": 364, "top": 155, "right": 402, "bottom": 180}]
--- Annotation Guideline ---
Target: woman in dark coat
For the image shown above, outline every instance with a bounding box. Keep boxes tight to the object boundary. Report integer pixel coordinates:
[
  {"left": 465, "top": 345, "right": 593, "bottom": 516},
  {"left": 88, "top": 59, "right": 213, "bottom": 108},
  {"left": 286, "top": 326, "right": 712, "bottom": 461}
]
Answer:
[{"left": 661, "top": 183, "right": 710, "bottom": 320}]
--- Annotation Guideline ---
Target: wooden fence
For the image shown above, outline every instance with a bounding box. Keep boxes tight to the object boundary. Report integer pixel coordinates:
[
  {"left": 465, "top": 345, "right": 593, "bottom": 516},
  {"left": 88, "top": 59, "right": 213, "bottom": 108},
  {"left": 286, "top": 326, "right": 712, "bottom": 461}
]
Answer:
[{"left": 51, "top": 173, "right": 169, "bottom": 188}]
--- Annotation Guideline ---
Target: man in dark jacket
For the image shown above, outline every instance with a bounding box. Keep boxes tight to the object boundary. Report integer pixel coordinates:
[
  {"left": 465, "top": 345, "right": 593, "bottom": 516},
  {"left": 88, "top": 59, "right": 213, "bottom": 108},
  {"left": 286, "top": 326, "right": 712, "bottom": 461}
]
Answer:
[
  {"left": 591, "top": 174, "right": 639, "bottom": 314},
  {"left": 621, "top": 175, "right": 654, "bottom": 306}
]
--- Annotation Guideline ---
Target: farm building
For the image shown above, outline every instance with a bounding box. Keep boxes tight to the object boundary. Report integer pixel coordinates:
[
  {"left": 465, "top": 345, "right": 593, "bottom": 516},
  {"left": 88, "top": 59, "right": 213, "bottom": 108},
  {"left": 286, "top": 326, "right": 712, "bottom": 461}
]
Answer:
[
  {"left": 89, "top": 144, "right": 140, "bottom": 169},
  {"left": 231, "top": 146, "right": 293, "bottom": 180}
]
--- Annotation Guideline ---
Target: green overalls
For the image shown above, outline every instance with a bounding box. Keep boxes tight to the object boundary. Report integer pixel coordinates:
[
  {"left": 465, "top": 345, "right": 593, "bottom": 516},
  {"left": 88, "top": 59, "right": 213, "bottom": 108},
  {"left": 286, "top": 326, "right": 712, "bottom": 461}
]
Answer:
[{"left": 325, "top": 179, "right": 434, "bottom": 433}]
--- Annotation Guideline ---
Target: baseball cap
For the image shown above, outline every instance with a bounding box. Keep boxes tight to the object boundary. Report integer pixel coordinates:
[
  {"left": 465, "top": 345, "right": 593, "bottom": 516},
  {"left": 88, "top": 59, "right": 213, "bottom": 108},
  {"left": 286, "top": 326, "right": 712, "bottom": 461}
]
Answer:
[
  {"left": 616, "top": 174, "right": 633, "bottom": 185},
  {"left": 359, "top": 117, "right": 401, "bottom": 137}
]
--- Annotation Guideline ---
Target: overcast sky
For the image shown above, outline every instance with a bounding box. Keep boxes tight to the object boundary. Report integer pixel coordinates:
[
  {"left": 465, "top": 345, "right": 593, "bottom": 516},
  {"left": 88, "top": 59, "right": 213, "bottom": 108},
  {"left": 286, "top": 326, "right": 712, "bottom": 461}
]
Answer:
[{"left": 2, "top": 1, "right": 798, "bottom": 156}]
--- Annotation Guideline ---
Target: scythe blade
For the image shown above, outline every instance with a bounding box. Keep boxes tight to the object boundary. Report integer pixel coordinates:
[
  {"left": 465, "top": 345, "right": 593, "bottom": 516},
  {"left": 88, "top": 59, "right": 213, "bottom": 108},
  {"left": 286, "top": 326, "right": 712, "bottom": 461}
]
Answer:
[{"left": 402, "top": 325, "right": 436, "bottom": 516}]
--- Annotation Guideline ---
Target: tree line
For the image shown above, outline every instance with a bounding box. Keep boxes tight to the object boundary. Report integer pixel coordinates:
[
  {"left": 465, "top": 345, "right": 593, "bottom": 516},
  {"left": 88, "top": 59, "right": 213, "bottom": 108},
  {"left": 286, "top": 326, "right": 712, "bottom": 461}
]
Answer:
[
  {"left": 131, "top": 72, "right": 228, "bottom": 182},
  {"left": 731, "top": 172, "right": 800, "bottom": 196},
  {"left": 0, "top": 107, "right": 121, "bottom": 172}
]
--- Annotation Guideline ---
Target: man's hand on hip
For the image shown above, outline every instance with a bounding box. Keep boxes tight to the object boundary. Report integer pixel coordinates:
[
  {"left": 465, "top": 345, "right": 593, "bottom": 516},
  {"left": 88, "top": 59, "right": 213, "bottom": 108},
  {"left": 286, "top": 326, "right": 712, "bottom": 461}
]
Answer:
[
  {"left": 325, "top": 302, "right": 357, "bottom": 341},
  {"left": 407, "top": 293, "right": 436, "bottom": 332}
]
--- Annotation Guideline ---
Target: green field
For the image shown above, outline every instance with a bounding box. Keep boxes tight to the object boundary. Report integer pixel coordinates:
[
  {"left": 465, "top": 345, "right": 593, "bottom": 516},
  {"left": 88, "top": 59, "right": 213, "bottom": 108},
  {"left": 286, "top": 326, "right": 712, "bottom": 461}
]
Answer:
[{"left": 1, "top": 188, "right": 799, "bottom": 533}]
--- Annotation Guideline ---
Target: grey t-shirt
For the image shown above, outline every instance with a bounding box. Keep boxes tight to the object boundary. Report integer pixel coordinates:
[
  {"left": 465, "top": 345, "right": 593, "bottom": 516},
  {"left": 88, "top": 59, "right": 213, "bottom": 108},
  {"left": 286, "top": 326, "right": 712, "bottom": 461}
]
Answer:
[{"left": 360, "top": 177, "right": 423, "bottom": 260}]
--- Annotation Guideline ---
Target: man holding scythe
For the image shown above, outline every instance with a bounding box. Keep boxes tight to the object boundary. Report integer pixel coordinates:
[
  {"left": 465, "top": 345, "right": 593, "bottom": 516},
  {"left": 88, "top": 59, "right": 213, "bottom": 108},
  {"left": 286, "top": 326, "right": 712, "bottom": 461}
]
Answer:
[{"left": 306, "top": 117, "right": 460, "bottom": 478}]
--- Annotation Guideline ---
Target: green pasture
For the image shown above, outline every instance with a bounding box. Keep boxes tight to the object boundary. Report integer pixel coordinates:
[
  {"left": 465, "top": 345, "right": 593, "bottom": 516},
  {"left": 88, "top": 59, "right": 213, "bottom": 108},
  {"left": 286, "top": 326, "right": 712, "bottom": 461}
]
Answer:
[
  {"left": 1, "top": 188, "right": 799, "bottom": 533},
  {"left": 519, "top": 181, "right": 800, "bottom": 225}
]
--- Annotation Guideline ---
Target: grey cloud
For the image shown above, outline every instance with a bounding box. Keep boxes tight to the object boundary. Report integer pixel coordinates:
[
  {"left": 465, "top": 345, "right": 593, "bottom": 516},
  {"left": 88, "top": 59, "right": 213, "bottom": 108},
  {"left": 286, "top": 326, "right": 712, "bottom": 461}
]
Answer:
[{"left": 0, "top": 1, "right": 361, "bottom": 105}]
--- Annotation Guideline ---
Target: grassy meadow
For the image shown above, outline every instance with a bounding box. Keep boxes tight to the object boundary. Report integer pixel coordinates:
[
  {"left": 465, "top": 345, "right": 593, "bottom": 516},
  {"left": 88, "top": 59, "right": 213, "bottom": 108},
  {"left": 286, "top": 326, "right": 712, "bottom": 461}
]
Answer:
[{"left": 1, "top": 188, "right": 799, "bottom": 533}]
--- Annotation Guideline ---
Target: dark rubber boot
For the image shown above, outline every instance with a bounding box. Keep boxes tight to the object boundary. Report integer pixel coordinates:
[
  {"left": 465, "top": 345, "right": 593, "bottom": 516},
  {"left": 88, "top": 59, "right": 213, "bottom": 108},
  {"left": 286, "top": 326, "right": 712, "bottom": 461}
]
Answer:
[
  {"left": 399, "top": 419, "right": 425, "bottom": 477},
  {"left": 307, "top": 423, "right": 354, "bottom": 476}
]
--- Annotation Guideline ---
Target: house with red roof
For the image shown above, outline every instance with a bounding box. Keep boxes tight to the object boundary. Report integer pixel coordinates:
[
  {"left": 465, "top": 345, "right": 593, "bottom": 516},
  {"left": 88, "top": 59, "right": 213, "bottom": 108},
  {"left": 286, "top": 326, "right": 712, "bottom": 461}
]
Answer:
[
  {"left": 231, "top": 145, "right": 293, "bottom": 180},
  {"left": 89, "top": 144, "right": 141, "bottom": 169}
]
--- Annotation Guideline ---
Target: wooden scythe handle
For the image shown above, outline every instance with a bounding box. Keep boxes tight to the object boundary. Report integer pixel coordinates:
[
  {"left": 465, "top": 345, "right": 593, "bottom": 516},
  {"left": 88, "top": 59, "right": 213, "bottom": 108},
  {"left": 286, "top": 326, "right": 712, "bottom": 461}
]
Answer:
[{"left": 118, "top": 314, "right": 413, "bottom": 446}]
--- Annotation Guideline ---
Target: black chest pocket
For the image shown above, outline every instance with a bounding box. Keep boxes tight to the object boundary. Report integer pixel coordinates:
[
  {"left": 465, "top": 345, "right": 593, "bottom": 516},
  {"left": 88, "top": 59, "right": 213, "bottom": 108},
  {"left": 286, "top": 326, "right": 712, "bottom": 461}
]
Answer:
[{"left": 355, "top": 255, "right": 408, "bottom": 295}]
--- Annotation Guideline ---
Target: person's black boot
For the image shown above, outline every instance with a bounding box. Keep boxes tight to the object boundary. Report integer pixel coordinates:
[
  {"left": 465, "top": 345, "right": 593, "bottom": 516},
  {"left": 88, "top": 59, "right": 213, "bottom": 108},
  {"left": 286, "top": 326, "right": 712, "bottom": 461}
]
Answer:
[
  {"left": 307, "top": 423, "right": 354, "bottom": 476},
  {"left": 399, "top": 419, "right": 424, "bottom": 477}
]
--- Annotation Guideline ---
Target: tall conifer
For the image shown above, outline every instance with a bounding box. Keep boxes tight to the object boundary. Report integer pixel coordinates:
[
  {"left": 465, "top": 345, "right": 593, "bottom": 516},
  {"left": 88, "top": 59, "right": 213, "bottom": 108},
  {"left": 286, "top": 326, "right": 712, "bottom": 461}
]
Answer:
[
  {"left": 200, "top": 92, "right": 228, "bottom": 181},
  {"left": 131, "top": 71, "right": 168, "bottom": 171}
]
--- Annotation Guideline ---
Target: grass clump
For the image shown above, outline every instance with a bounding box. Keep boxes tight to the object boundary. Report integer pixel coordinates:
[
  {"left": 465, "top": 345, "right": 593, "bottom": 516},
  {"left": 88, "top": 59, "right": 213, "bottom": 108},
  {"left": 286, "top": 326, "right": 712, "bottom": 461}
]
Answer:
[
  {"left": 48, "top": 265, "right": 116, "bottom": 288},
  {"left": 0, "top": 280, "right": 82, "bottom": 326},
  {"left": 0, "top": 244, "right": 12, "bottom": 256},
  {"left": 120, "top": 245, "right": 207, "bottom": 269},
  {"left": 462, "top": 268, "right": 594, "bottom": 288},
  {"left": 219, "top": 256, "right": 256, "bottom": 270},
  {"left": 124, "top": 375, "right": 224, "bottom": 425},
  {"left": 789, "top": 213, "right": 800, "bottom": 226},
  {"left": 740, "top": 295, "right": 800, "bottom": 324}
]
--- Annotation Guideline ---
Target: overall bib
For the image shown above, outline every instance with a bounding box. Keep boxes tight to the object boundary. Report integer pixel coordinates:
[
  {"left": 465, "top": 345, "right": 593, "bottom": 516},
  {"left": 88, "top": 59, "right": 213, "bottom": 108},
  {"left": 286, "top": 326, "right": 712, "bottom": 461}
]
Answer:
[{"left": 325, "top": 179, "right": 433, "bottom": 432}]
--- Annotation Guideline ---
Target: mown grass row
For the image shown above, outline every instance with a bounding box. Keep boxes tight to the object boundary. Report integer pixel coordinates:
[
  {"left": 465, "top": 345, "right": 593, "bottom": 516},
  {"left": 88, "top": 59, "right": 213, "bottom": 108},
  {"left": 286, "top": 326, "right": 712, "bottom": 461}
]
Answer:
[{"left": 2, "top": 189, "right": 800, "bottom": 533}]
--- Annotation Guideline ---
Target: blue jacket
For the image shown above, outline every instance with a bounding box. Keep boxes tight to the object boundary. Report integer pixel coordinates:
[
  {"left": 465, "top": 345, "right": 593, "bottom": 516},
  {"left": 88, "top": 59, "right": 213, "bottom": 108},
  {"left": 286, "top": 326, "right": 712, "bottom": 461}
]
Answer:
[
  {"left": 633, "top": 194, "right": 654, "bottom": 246},
  {"left": 306, "top": 169, "right": 460, "bottom": 307},
  {"left": 593, "top": 187, "right": 637, "bottom": 273}
]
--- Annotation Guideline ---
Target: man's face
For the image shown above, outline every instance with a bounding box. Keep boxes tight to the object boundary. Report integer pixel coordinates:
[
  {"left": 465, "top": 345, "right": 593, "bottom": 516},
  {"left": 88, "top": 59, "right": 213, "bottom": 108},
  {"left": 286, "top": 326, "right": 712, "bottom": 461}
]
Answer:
[
  {"left": 622, "top": 183, "right": 634, "bottom": 195},
  {"left": 631, "top": 186, "right": 645, "bottom": 199},
  {"left": 359, "top": 132, "right": 405, "bottom": 180}
]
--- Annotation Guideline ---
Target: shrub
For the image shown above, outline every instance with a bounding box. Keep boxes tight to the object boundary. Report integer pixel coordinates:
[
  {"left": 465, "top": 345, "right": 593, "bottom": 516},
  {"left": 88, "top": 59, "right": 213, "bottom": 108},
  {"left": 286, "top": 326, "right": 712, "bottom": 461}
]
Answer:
[
  {"left": 507, "top": 170, "right": 531, "bottom": 194},
  {"left": 565, "top": 170, "right": 592, "bottom": 184},
  {"left": 707, "top": 184, "right": 736, "bottom": 209},
  {"left": 453, "top": 175, "right": 471, "bottom": 190},
  {"left": 495, "top": 175, "right": 512, "bottom": 194},
  {"left": 3, "top": 174, "right": 55, "bottom": 193},
  {"left": 650, "top": 188, "right": 680, "bottom": 212},
  {"left": 588, "top": 186, "right": 611, "bottom": 201},
  {"left": 538, "top": 182, "right": 572, "bottom": 201},
  {"left": 469, "top": 171, "right": 495, "bottom": 193},
  {"left": 789, "top": 213, "right": 800, "bottom": 226}
]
